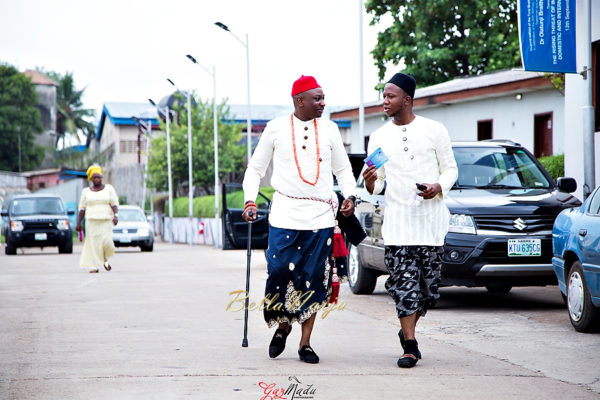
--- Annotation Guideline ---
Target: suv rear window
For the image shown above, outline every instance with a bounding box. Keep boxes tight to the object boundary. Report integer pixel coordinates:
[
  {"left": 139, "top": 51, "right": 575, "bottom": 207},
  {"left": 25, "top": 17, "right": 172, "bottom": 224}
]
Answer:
[
  {"left": 453, "top": 147, "right": 551, "bottom": 189},
  {"left": 11, "top": 198, "right": 65, "bottom": 216}
]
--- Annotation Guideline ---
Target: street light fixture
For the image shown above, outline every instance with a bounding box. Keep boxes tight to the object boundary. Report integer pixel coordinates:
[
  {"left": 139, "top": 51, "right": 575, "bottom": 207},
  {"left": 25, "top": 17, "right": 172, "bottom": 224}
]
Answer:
[
  {"left": 148, "top": 98, "right": 174, "bottom": 244},
  {"left": 186, "top": 54, "right": 221, "bottom": 248},
  {"left": 167, "top": 78, "right": 194, "bottom": 246},
  {"left": 214, "top": 21, "right": 252, "bottom": 162}
]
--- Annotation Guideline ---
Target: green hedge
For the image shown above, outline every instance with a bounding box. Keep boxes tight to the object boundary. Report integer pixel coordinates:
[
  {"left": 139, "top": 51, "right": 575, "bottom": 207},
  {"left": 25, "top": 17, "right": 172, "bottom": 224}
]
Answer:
[
  {"left": 538, "top": 154, "right": 564, "bottom": 181},
  {"left": 165, "top": 186, "right": 275, "bottom": 218}
]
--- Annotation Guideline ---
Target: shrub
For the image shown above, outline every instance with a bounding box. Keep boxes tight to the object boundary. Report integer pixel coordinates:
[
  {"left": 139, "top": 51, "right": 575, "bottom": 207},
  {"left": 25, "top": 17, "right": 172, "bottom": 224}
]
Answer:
[
  {"left": 165, "top": 186, "right": 274, "bottom": 218},
  {"left": 538, "top": 154, "right": 564, "bottom": 181}
]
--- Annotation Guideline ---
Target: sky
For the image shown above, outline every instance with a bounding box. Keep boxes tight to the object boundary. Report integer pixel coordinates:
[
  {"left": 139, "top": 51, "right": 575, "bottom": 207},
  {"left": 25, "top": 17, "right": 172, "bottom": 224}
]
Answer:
[{"left": 1, "top": 0, "right": 395, "bottom": 122}]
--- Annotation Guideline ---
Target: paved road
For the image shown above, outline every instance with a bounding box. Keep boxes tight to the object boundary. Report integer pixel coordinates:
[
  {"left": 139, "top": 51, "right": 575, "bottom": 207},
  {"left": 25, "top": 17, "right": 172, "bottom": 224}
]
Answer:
[{"left": 1, "top": 242, "right": 598, "bottom": 399}]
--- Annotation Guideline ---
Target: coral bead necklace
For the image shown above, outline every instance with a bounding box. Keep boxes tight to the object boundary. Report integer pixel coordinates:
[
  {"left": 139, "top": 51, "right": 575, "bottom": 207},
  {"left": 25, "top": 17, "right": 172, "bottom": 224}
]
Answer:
[{"left": 290, "top": 114, "right": 320, "bottom": 186}]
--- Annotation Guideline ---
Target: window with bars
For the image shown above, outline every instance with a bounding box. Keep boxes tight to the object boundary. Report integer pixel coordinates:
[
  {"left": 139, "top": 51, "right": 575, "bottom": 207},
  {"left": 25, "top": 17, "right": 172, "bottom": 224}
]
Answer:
[{"left": 119, "top": 138, "right": 147, "bottom": 153}]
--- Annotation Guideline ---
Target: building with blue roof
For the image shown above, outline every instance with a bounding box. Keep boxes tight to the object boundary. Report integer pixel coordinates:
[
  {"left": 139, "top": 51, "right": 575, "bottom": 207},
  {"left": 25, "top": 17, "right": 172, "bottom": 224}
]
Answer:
[{"left": 92, "top": 102, "right": 160, "bottom": 168}]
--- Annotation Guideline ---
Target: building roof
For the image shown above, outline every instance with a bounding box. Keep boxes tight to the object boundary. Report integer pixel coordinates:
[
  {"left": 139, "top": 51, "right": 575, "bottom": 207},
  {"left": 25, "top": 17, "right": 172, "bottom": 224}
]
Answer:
[
  {"left": 331, "top": 69, "right": 552, "bottom": 119},
  {"left": 228, "top": 104, "right": 348, "bottom": 122},
  {"left": 23, "top": 70, "right": 58, "bottom": 86},
  {"left": 228, "top": 104, "right": 294, "bottom": 124},
  {"left": 227, "top": 104, "right": 350, "bottom": 129},
  {"left": 95, "top": 102, "right": 161, "bottom": 140},
  {"left": 414, "top": 69, "right": 546, "bottom": 98},
  {"left": 20, "top": 168, "right": 62, "bottom": 177}
]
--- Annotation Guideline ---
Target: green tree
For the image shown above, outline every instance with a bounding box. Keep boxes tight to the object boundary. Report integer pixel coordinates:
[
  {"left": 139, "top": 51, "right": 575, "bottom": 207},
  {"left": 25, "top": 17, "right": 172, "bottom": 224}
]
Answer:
[
  {"left": 41, "top": 70, "right": 96, "bottom": 149},
  {"left": 366, "top": 0, "right": 521, "bottom": 87},
  {"left": 147, "top": 94, "right": 245, "bottom": 195},
  {"left": 0, "top": 63, "right": 45, "bottom": 171}
]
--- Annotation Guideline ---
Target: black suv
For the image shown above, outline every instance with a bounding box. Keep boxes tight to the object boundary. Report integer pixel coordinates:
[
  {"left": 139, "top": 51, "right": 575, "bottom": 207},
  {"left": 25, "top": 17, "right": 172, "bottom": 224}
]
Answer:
[
  {"left": 349, "top": 141, "right": 581, "bottom": 294},
  {"left": 2, "top": 194, "right": 74, "bottom": 255}
]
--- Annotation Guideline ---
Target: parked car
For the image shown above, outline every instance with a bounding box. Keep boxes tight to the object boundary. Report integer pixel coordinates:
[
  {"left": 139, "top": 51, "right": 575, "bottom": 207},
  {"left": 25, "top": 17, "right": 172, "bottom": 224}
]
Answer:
[
  {"left": 112, "top": 205, "right": 154, "bottom": 252},
  {"left": 1, "top": 194, "right": 74, "bottom": 255},
  {"left": 349, "top": 140, "right": 581, "bottom": 295},
  {"left": 552, "top": 185, "right": 600, "bottom": 332}
]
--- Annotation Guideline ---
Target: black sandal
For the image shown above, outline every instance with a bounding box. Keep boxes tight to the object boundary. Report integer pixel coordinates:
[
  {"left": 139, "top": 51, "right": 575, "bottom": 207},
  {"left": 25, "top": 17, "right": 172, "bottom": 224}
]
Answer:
[
  {"left": 398, "top": 329, "right": 421, "bottom": 359},
  {"left": 103, "top": 261, "right": 111, "bottom": 271},
  {"left": 397, "top": 339, "right": 420, "bottom": 368},
  {"left": 298, "top": 345, "right": 319, "bottom": 364},
  {"left": 269, "top": 326, "right": 292, "bottom": 358}
]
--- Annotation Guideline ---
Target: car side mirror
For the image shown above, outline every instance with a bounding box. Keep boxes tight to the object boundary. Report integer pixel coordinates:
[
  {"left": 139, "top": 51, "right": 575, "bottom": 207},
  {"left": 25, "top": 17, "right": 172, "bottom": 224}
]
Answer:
[
  {"left": 67, "top": 209, "right": 75, "bottom": 215},
  {"left": 557, "top": 177, "right": 577, "bottom": 193},
  {"left": 146, "top": 216, "right": 154, "bottom": 223}
]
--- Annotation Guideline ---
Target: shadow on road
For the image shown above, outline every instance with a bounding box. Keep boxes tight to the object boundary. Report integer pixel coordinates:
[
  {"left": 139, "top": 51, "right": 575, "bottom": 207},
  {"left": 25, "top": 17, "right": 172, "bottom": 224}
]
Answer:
[{"left": 435, "top": 287, "right": 565, "bottom": 311}]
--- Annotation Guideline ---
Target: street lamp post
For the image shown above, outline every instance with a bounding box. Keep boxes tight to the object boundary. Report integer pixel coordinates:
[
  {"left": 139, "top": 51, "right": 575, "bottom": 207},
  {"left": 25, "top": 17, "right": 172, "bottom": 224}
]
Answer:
[
  {"left": 186, "top": 54, "right": 221, "bottom": 248},
  {"left": 167, "top": 78, "right": 194, "bottom": 246},
  {"left": 149, "top": 98, "right": 174, "bottom": 244},
  {"left": 132, "top": 117, "right": 152, "bottom": 211},
  {"left": 215, "top": 22, "right": 252, "bottom": 161}
]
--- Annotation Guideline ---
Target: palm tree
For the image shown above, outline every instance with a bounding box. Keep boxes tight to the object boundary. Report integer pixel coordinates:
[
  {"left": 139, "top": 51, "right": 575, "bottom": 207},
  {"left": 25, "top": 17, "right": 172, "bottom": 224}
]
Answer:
[{"left": 46, "top": 71, "right": 96, "bottom": 149}]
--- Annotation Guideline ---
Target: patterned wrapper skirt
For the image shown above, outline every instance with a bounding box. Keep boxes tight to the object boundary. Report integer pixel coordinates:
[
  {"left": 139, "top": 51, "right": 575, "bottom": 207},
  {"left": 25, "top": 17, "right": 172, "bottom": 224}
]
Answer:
[
  {"left": 79, "top": 219, "right": 115, "bottom": 270},
  {"left": 263, "top": 226, "right": 335, "bottom": 327},
  {"left": 384, "top": 245, "right": 443, "bottom": 318}
]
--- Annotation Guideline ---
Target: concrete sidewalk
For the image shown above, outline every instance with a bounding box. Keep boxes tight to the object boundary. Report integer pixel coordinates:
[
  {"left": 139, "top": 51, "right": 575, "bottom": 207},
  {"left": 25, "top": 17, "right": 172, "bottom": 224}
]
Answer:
[{"left": 0, "top": 243, "right": 597, "bottom": 399}]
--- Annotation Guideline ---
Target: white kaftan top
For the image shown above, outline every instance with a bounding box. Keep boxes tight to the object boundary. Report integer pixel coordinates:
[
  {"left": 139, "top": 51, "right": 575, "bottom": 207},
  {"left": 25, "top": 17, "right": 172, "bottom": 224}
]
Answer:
[
  {"left": 368, "top": 116, "right": 458, "bottom": 246},
  {"left": 78, "top": 184, "right": 119, "bottom": 220},
  {"left": 243, "top": 114, "right": 357, "bottom": 230}
]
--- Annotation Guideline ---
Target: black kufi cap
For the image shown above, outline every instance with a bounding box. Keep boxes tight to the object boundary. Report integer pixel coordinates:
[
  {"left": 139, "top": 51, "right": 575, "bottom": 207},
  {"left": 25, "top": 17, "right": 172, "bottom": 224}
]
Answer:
[{"left": 387, "top": 73, "right": 416, "bottom": 98}]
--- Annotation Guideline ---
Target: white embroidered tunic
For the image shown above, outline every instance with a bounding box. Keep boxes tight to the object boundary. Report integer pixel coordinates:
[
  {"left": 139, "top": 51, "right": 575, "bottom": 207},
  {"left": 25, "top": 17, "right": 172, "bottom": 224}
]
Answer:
[
  {"left": 243, "top": 114, "right": 357, "bottom": 230},
  {"left": 368, "top": 116, "right": 458, "bottom": 246}
]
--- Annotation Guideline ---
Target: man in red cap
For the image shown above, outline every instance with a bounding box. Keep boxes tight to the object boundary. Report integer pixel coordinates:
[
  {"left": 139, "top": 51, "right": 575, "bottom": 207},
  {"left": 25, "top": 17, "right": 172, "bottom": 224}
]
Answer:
[{"left": 242, "top": 75, "right": 357, "bottom": 364}]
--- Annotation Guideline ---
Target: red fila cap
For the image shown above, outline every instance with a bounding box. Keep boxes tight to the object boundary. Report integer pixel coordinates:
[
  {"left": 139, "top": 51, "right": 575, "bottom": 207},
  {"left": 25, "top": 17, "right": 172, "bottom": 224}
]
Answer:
[{"left": 291, "top": 75, "right": 321, "bottom": 96}]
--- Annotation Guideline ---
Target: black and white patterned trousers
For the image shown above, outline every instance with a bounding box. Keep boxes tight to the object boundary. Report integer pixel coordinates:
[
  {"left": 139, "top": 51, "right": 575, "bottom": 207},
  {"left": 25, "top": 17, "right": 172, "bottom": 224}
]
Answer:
[{"left": 384, "top": 245, "right": 443, "bottom": 318}]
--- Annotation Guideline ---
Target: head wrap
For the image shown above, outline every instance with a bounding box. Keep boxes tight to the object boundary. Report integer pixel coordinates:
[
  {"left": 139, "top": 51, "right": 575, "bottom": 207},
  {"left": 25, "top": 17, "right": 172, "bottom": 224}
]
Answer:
[
  {"left": 291, "top": 75, "right": 321, "bottom": 96},
  {"left": 86, "top": 165, "right": 103, "bottom": 181},
  {"left": 387, "top": 73, "right": 416, "bottom": 98}
]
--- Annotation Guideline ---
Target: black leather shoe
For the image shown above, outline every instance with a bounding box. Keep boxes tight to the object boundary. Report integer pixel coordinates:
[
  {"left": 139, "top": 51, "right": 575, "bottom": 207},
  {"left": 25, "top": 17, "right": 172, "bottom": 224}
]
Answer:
[
  {"left": 398, "top": 329, "right": 421, "bottom": 359},
  {"left": 269, "top": 326, "right": 292, "bottom": 358},
  {"left": 397, "top": 339, "right": 420, "bottom": 368},
  {"left": 298, "top": 345, "right": 319, "bottom": 364},
  {"left": 397, "top": 355, "right": 418, "bottom": 368}
]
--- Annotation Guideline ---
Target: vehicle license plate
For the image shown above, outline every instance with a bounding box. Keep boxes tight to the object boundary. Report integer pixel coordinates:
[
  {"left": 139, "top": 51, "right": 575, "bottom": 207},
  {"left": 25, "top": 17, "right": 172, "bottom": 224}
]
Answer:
[
  {"left": 508, "top": 238, "right": 541, "bottom": 257},
  {"left": 34, "top": 233, "right": 47, "bottom": 241},
  {"left": 120, "top": 237, "right": 131, "bottom": 243}
]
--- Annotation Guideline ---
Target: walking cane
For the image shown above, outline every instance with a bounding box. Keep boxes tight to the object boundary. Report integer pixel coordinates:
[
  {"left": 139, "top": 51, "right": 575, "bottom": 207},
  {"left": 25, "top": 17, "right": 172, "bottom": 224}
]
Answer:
[{"left": 242, "top": 210, "right": 253, "bottom": 347}]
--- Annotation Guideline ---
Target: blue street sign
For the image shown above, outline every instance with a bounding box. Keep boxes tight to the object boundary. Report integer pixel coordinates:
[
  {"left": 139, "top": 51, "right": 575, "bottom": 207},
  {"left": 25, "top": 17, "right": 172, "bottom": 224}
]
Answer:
[{"left": 518, "top": 0, "right": 577, "bottom": 73}]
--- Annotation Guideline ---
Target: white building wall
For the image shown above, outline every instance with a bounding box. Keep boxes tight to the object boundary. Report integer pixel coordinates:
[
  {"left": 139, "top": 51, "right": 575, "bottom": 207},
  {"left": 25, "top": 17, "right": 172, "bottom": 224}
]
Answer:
[
  {"left": 98, "top": 122, "right": 149, "bottom": 168},
  {"left": 564, "top": 0, "right": 600, "bottom": 199},
  {"left": 416, "top": 88, "right": 565, "bottom": 154},
  {"left": 118, "top": 126, "right": 145, "bottom": 167},
  {"left": 353, "top": 88, "right": 564, "bottom": 157}
]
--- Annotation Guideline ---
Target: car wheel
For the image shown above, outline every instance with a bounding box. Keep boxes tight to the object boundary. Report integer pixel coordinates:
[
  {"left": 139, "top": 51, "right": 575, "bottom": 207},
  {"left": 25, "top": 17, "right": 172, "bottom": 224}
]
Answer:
[
  {"left": 140, "top": 241, "right": 154, "bottom": 252},
  {"left": 347, "top": 244, "right": 378, "bottom": 295},
  {"left": 59, "top": 238, "right": 73, "bottom": 254},
  {"left": 567, "top": 261, "right": 599, "bottom": 332},
  {"left": 485, "top": 285, "right": 512, "bottom": 294},
  {"left": 5, "top": 239, "right": 17, "bottom": 255}
]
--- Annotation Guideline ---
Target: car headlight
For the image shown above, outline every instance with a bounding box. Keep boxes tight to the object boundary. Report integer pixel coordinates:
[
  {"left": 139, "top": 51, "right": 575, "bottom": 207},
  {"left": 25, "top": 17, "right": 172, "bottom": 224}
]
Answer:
[
  {"left": 57, "top": 219, "right": 70, "bottom": 230},
  {"left": 10, "top": 221, "right": 24, "bottom": 232},
  {"left": 448, "top": 214, "right": 476, "bottom": 234},
  {"left": 137, "top": 228, "right": 150, "bottom": 236}
]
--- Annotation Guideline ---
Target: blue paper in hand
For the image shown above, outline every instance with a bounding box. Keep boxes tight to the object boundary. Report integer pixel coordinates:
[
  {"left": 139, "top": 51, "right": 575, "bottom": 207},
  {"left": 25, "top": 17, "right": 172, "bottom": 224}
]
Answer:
[{"left": 364, "top": 147, "right": 388, "bottom": 169}]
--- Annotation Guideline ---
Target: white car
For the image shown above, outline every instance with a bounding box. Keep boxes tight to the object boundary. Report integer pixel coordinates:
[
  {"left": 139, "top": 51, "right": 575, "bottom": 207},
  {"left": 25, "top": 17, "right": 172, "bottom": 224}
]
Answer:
[{"left": 112, "top": 205, "right": 154, "bottom": 252}]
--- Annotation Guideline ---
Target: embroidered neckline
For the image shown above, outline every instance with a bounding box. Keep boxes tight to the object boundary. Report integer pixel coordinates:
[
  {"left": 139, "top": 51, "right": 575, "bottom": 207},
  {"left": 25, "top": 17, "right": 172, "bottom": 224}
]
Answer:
[{"left": 290, "top": 114, "right": 320, "bottom": 186}]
